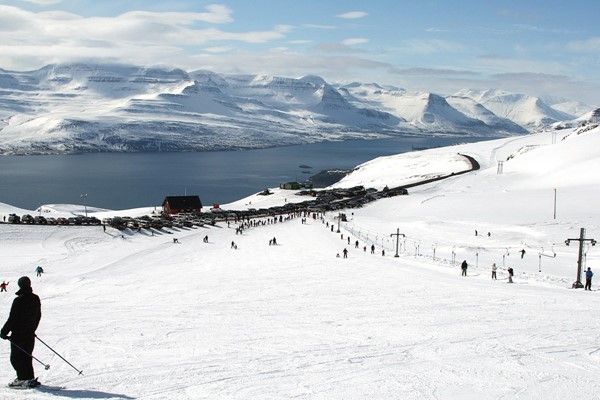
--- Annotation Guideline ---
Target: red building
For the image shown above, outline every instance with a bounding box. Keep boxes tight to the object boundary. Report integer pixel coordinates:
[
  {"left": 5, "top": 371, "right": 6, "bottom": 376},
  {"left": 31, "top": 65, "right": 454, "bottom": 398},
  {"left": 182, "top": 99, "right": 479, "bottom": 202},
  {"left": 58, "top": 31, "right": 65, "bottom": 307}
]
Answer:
[{"left": 162, "top": 196, "right": 202, "bottom": 214}]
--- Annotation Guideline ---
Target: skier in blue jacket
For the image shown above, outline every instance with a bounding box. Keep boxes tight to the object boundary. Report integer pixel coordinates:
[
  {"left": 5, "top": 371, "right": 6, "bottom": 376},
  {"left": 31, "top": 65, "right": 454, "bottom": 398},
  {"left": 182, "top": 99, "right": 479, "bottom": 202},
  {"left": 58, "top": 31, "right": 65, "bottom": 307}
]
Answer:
[{"left": 585, "top": 267, "right": 593, "bottom": 291}]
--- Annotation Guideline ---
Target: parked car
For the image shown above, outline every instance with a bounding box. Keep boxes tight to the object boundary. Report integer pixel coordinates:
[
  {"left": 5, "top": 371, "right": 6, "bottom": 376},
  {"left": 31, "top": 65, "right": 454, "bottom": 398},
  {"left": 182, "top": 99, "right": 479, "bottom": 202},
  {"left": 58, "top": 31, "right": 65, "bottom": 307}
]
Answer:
[
  {"left": 21, "top": 214, "right": 34, "bottom": 224},
  {"left": 34, "top": 216, "right": 47, "bottom": 224},
  {"left": 8, "top": 214, "right": 20, "bottom": 224},
  {"left": 83, "top": 216, "right": 101, "bottom": 225},
  {"left": 45, "top": 217, "right": 57, "bottom": 225},
  {"left": 67, "top": 217, "right": 83, "bottom": 225}
]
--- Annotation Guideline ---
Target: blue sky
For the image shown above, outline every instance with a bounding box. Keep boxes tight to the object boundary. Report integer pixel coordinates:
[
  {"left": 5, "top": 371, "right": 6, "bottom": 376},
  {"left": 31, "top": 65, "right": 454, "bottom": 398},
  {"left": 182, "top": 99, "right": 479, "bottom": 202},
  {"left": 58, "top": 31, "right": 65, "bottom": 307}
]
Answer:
[{"left": 1, "top": 0, "right": 600, "bottom": 104}]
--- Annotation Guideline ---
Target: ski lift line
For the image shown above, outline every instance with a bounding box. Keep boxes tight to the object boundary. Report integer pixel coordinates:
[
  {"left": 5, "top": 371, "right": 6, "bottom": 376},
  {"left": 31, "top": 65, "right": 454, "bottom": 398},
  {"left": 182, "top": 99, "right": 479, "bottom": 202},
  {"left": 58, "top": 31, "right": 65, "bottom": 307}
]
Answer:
[
  {"left": 538, "top": 245, "right": 557, "bottom": 273},
  {"left": 332, "top": 218, "right": 594, "bottom": 268}
]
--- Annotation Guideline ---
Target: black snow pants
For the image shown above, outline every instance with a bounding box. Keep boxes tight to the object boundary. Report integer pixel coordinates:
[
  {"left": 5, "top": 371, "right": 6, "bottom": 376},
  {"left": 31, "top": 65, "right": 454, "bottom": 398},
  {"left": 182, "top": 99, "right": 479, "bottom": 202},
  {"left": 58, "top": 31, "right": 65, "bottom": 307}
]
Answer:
[{"left": 10, "top": 335, "right": 35, "bottom": 380}]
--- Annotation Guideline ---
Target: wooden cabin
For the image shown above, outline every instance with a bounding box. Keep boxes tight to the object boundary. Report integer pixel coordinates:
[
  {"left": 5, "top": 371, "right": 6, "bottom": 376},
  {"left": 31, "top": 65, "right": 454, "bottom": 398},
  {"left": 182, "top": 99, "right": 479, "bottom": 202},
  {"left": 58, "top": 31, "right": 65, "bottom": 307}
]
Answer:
[{"left": 162, "top": 195, "right": 202, "bottom": 214}]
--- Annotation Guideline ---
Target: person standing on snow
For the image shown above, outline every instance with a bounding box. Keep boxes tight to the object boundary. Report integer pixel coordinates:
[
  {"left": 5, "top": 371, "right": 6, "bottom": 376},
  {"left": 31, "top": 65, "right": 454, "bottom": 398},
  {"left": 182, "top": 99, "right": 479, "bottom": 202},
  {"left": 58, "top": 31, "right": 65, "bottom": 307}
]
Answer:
[
  {"left": 491, "top": 263, "right": 497, "bottom": 280},
  {"left": 35, "top": 266, "right": 43, "bottom": 277},
  {"left": 585, "top": 267, "right": 593, "bottom": 291},
  {"left": 0, "top": 281, "right": 8, "bottom": 292},
  {"left": 507, "top": 267, "right": 514, "bottom": 283},
  {"left": 461, "top": 260, "right": 468, "bottom": 276},
  {"left": 1, "top": 276, "right": 42, "bottom": 387}
]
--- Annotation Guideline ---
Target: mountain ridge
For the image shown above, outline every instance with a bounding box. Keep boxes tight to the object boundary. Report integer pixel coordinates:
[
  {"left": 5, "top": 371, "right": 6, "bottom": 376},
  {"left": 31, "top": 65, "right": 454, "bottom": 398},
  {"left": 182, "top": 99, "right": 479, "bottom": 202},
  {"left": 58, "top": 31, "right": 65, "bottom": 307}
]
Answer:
[{"left": 0, "top": 63, "right": 596, "bottom": 155}]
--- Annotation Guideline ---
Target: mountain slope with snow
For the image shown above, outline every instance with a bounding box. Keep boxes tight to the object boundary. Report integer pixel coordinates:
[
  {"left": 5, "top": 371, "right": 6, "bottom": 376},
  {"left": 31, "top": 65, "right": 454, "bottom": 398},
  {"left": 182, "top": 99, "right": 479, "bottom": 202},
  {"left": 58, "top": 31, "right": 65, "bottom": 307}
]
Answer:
[
  {"left": 455, "top": 89, "right": 575, "bottom": 129},
  {"left": 0, "top": 63, "right": 590, "bottom": 155}
]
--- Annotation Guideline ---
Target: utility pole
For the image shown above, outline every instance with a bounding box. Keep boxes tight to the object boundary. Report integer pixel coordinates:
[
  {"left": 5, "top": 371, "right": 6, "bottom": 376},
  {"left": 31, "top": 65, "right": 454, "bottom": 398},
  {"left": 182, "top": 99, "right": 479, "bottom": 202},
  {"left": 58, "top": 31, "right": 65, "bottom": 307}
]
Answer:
[
  {"left": 390, "top": 228, "right": 405, "bottom": 258},
  {"left": 80, "top": 193, "right": 88, "bottom": 218},
  {"left": 565, "top": 228, "right": 597, "bottom": 288},
  {"left": 553, "top": 188, "right": 557, "bottom": 220}
]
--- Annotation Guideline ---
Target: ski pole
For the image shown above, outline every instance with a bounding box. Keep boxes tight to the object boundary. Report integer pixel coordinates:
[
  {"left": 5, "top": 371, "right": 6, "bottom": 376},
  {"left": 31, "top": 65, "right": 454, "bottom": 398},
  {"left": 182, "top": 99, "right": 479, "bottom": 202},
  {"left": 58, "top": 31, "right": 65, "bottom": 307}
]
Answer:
[
  {"left": 6, "top": 337, "right": 50, "bottom": 370},
  {"left": 35, "top": 335, "right": 83, "bottom": 375}
]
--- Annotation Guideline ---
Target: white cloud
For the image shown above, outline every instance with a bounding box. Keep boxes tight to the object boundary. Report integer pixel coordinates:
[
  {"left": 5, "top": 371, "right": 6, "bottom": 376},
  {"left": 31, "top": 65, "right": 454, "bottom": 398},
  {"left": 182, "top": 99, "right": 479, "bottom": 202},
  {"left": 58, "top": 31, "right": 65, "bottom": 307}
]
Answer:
[
  {"left": 203, "top": 46, "right": 235, "bottom": 53},
  {"left": 302, "top": 24, "right": 336, "bottom": 30},
  {"left": 342, "top": 38, "right": 369, "bottom": 46},
  {"left": 18, "top": 0, "right": 63, "bottom": 4},
  {"left": 567, "top": 37, "right": 600, "bottom": 53},
  {"left": 313, "top": 43, "right": 367, "bottom": 54},
  {"left": 336, "top": 11, "right": 368, "bottom": 20},
  {"left": 0, "top": 5, "right": 291, "bottom": 70},
  {"left": 400, "top": 39, "right": 466, "bottom": 54},
  {"left": 186, "top": 49, "right": 392, "bottom": 82}
]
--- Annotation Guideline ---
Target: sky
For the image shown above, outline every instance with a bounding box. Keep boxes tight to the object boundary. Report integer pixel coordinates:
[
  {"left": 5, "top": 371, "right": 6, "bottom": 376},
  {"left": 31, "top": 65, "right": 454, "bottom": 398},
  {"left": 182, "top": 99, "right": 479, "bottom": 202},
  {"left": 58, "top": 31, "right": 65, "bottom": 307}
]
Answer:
[{"left": 1, "top": 0, "right": 600, "bottom": 105}]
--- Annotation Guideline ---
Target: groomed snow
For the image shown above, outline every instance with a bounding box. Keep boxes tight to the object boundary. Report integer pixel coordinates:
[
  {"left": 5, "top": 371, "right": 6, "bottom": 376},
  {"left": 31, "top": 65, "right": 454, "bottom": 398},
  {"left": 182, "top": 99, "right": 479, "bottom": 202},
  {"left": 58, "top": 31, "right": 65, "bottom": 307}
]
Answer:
[{"left": 0, "top": 126, "right": 599, "bottom": 399}]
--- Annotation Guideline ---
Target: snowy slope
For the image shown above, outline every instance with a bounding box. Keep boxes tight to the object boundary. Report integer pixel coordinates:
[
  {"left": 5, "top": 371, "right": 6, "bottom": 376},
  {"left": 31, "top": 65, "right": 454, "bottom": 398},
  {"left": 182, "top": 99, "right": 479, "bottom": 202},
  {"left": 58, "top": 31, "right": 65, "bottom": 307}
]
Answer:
[
  {"left": 341, "top": 84, "right": 529, "bottom": 135},
  {"left": 0, "top": 126, "right": 599, "bottom": 398},
  {"left": 455, "top": 89, "right": 575, "bottom": 129},
  {"left": 446, "top": 95, "right": 528, "bottom": 134}
]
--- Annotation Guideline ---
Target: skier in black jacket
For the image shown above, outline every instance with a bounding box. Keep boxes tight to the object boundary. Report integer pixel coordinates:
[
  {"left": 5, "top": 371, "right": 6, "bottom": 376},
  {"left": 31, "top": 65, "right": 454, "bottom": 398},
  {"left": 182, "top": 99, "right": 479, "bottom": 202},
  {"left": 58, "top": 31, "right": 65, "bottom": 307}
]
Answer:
[{"left": 1, "top": 276, "right": 42, "bottom": 387}]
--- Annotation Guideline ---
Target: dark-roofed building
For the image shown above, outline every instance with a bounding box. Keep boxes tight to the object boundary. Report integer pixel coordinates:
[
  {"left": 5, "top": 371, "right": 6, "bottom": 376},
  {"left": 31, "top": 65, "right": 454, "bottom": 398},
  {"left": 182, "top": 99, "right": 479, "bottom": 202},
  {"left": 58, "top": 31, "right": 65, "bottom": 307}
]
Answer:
[{"left": 162, "top": 195, "right": 202, "bottom": 214}]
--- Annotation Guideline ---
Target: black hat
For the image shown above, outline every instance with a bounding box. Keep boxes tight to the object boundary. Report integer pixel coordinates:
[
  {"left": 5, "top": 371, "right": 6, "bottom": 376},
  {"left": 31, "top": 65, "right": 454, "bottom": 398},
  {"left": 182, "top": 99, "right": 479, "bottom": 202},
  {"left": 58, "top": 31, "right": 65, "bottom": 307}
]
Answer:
[{"left": 17, "top": 276, "right": 31, "bottom": 289}]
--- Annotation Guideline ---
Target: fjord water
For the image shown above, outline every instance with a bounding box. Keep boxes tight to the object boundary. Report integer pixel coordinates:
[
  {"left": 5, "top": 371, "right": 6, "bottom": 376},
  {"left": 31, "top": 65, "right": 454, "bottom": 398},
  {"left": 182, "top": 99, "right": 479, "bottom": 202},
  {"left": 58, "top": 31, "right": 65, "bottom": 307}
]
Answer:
[{"left": 0, "top": 136, "right": 489, "bottom": 210}]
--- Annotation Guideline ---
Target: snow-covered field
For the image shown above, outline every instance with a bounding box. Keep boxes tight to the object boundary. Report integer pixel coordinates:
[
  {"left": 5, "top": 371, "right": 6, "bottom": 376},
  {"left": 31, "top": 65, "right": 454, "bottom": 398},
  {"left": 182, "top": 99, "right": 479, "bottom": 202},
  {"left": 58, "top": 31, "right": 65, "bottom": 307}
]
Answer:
[{"left": 0, "top": 126, "right": 599, "bottom": 399}]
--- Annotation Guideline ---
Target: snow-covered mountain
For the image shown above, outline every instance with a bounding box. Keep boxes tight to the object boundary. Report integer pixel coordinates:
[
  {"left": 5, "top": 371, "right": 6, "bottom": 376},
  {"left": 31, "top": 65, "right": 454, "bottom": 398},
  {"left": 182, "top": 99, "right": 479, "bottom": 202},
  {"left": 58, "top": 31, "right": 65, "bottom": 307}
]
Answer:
[
  {"left": 0, "top": 63, "right": 592, "bottom": 154},
  {"left": 454, "top": 89, "right": 576, "bottom": 129}
]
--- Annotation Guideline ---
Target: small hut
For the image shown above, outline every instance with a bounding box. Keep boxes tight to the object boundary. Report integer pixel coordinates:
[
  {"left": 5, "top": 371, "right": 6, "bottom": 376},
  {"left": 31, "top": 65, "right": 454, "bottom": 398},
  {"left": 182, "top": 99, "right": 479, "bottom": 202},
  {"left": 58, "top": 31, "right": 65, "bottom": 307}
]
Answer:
[{"left": 162, "top": 195, "right": 202, "bottom": 215}]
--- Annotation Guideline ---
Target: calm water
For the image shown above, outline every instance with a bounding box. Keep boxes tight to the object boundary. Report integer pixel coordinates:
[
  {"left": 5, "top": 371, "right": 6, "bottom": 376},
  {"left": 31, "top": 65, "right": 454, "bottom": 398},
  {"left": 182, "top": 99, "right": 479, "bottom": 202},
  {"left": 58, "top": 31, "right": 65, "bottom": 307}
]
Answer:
[{"left": 0, "top": 137, "right": 488, "bottom": 210}]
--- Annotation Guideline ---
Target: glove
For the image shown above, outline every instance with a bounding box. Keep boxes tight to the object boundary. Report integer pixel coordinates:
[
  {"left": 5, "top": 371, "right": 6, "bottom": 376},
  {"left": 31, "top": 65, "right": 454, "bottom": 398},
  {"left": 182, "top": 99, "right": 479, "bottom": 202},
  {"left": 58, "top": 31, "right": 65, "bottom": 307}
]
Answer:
[{"left": 0, "top": 332, "right": 9, "bottom": 340}]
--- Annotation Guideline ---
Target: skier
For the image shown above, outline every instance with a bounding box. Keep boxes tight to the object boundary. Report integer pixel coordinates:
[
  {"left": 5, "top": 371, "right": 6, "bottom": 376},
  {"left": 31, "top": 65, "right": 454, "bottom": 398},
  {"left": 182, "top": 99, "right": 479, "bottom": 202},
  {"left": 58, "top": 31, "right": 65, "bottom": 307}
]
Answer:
[
  {"left": 0, "top": 281, "right": 8, "bottom": 292},
  {"left": 342, "top": 248, "right": 348, "bottom": 259},
  {"left": 491, "top": 263, "right": 497, "bottom": 280},
  {"left": 519, "top": 249, "right": 526, "bottom": 259},
  {"left": 272, "top": 237, "right": 277, "bottom": 245},
  {"left": 355, "top": 240, "right": 359, "bottom": 249},
  {"left": 203, "top": 235, "right": 208, "bottom": 243},
  {"left": 461, "top": 260, "right": 468, "bottom": 276},
  {"left": 1, "top": 276, "right": 42, "bottom": 388},
  {"left": 507, "top": 267, "right": 514, "bottom": 283},
  {"left": 35, "top": 266, "right": 44, "bottom": 277},
  {"left": 585, "top": 267, "right": 593, "bottom": 291},
  {"left": 371, "top": 244, "right": 375, "bottom": 254}
]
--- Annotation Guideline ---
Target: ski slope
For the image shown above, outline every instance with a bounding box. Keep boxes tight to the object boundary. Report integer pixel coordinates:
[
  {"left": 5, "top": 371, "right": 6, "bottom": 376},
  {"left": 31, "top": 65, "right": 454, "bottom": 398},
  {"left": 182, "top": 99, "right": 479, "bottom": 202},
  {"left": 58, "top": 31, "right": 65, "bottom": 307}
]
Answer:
[{"left": 0, "top": 126, "right": 599, "bottom": 399}]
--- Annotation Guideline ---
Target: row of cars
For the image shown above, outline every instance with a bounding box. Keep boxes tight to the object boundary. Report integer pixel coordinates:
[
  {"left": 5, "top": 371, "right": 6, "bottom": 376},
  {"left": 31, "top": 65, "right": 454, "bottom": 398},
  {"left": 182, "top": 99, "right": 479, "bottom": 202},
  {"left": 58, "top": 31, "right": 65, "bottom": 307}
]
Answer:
[
  {"left": 102, "top": 214, "right": 214, "bottom": 231},
  {"left": 7, "top": 213, "right": 101, "bottom": 225},
  {"left": 5, "top": 184, "right": 408, "bottom": 230}
]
